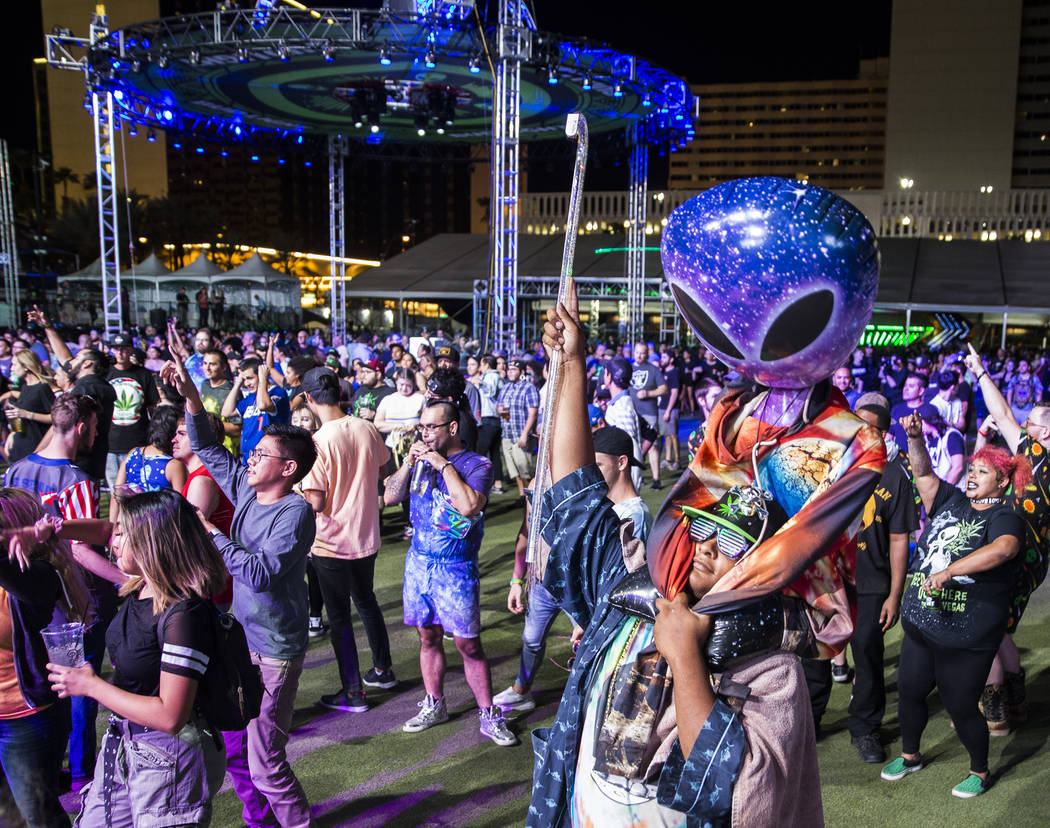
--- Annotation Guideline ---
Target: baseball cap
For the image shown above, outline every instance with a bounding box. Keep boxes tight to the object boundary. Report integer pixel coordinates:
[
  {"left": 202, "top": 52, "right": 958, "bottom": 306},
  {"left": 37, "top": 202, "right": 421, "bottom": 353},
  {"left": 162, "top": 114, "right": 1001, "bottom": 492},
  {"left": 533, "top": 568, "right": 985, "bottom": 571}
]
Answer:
[
  {"left": 110, "top": 333, "right": 133, "bottom": 348},
  {"left": 300, "top": 366, "right": 337, "bottom": 398},
  {"left": 508, "top": 358, "right": 526, "bottom": 370},
  {"left": 363, "top": 357, "right": 384, "bottom": 372},
  {"left": 592, "top": 426, "right": 642, "bottom": 467},
  {"left": 936, "top": 370, "right": 957, "bottom": 391},
  {"left": 607, "top": 357, "right": 633, "bottom": 388},
  {"left": 916, "top": 402, "right": 944, "bottom": 427},
  {"left": 436, "top": 345, "right": 460, "bottom": 364},
  {"left": 680, "top": 484, "right": 789, "bottom": 560},
  {"left": 587, "top": 404, "right": 604, "bottom": 427}
]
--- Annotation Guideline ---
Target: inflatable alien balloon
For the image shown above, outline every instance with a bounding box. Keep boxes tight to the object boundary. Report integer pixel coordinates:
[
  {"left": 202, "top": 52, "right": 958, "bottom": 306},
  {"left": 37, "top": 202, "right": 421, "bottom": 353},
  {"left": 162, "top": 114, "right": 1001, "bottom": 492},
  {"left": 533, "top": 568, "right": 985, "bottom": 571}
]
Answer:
[
  {"left": 661, "top": 177, "right": 879, "bottom": 388},
  {"left": 647, "top": 177, "right": 886, "bottom": 658}
]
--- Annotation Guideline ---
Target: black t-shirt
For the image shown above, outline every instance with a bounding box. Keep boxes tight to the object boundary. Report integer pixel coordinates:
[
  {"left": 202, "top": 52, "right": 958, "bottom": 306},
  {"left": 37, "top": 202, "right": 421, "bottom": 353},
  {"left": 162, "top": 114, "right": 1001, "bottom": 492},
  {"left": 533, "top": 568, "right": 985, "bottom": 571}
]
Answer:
[
  {"left": 901, "top": 482, "right": 1025, "bottom": 650},
  {"left": 106, "top": 593, "right": 214, "bottom": 697},
  {"left": 855, "top": 451, "right": 919, "bottom": 594},
  {"left": 72, "top": 373, "right": 116, "bottom": 479},
  {"left": 108, "top": 366, "right": 160, "bottom": 454},
  {"left": 10, "top": 382, "right": 55, "bottom": 464},
  {"left": 351, "top": 383, "right": 394, "bottom": 418},
  {"left": 658, "top": 364, "right": 681, "bottom": 411}
]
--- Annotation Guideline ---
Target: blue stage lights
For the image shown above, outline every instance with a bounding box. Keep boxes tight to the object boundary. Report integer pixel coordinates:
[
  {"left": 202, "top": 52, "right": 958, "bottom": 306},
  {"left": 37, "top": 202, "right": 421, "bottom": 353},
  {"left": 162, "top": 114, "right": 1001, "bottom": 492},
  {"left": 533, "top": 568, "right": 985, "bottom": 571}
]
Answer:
[
  {"left": 379, "top": 49, "right": 391, "bottom": 66},
  {"left": 250, "top": 154, "right": 260, "bottom": 162}
]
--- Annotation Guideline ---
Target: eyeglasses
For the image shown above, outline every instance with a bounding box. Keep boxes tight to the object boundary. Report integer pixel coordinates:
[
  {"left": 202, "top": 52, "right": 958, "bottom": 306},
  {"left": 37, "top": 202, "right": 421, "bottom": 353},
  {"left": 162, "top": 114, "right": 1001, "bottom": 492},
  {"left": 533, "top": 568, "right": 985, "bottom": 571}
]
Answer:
[
  {"left": 248, "top": 448, "right": 291, "bottom": 462},
  {"left": 687, "top": 514, "right": 750, "bottom": 560},
  {"left": 418, "top": 422, "right": 453, "bottom": 433}
]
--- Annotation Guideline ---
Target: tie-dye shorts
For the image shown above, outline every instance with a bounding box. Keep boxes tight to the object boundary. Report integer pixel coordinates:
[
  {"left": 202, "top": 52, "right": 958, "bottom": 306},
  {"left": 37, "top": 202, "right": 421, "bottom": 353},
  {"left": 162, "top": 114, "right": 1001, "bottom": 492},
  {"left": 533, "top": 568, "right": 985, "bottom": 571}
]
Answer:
[{"left": 403, "top": 548, "right": 481, "bottom": 638}]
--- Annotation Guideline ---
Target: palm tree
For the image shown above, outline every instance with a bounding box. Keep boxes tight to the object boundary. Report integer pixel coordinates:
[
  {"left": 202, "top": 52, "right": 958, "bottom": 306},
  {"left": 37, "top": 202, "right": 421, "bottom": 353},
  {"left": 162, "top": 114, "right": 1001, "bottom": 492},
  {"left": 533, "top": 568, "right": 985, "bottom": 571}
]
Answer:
[{"left": 52, "top": 167, "right": 80, "bottom": 205}]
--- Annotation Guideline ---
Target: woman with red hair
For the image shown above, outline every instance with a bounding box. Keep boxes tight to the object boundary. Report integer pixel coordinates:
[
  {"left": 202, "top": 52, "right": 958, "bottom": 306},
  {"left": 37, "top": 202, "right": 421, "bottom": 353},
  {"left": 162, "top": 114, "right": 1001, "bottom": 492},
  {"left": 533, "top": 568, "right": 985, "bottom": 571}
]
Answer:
[{"left": 884, "top": 413, "right": 1030, "bottom": 799}]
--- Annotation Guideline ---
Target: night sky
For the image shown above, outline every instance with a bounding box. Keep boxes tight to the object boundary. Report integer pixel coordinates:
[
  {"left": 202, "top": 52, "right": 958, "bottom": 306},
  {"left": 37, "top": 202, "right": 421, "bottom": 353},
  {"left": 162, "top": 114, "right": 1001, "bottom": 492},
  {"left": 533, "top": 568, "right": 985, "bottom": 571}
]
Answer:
[{"left": 1, "top": 0, "right": 892, "bottom": 184}]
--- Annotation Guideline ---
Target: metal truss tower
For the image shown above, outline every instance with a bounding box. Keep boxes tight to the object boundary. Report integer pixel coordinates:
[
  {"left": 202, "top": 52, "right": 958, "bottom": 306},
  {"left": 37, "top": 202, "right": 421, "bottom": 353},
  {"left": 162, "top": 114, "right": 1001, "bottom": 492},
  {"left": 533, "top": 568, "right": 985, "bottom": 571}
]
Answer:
[
  {"left": 623, "top": 125, "right": 648, "bottom": 344},
  {"left": 0, "top": 141, "right": 19, "bottom": 327},
  {"left": 328, "top": 135, "right": 348, "bottom": 343},
  {"left": 90, "top": 13, "right": 122, "bottom": 338},
  {"left": 488, "top": 0, "right": 530, "bottom": 354}
]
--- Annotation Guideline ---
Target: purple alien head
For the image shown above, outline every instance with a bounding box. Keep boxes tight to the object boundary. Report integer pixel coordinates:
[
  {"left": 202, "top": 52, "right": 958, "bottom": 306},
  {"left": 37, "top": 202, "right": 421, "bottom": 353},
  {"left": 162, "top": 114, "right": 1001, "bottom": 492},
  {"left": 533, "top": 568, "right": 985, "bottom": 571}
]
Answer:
[{"left": 660, "top": 177, "right": 879, "bottom": 389}]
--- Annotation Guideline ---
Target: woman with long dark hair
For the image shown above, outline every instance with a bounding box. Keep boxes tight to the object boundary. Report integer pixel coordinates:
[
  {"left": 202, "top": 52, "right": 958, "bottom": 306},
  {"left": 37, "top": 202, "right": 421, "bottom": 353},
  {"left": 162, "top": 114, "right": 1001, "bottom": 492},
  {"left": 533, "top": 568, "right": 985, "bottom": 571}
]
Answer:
[
  {"left": 46, "top": 490, "right": 229, "bottom": 826},
  {"left": 0, "top": 488, "right": 91, "bottom": 828},
  {"left": 884, "top": 413, "right": 1029, "bottom": 799},
  {"left": 110, "top": 406, "right": 188, "bottom": 521}
]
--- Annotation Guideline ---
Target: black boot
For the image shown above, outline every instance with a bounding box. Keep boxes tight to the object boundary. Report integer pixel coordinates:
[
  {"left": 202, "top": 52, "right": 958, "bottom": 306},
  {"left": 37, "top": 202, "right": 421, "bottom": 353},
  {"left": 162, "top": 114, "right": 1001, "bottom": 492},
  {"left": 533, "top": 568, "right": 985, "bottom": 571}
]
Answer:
[{"left": 979, "top": 684, "right": 1011, "bottom": 737}]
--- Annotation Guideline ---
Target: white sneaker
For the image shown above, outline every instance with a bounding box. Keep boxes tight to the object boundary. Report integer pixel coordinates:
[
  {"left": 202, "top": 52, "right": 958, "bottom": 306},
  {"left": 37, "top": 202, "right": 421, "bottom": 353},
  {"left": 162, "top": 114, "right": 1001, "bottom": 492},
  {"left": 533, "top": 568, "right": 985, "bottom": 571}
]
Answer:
[
  {"left": 479, "top": 706, "right": 518, "bottom": 746},
  {"left": 403, "top": 695, "right": 449, "bottom": 733},
  {"left": 492, "top": 686, "right": 536, "bottom": 714},
  {"left": 308, "top": 617, "right": 327, "bottom": 638}
]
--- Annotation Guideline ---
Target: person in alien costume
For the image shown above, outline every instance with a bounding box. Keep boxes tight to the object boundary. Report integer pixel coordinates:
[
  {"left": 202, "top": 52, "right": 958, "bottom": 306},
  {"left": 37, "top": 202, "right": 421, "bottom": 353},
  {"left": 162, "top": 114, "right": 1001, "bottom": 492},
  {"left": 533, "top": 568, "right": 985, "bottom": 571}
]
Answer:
[{"left": 527, "top": 177, "right": 887, "bottom": 827}]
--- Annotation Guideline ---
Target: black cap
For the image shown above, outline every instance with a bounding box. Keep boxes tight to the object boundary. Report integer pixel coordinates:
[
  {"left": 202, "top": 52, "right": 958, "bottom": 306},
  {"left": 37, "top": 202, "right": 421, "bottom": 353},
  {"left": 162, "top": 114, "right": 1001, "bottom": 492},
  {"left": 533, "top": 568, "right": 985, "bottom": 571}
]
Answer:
[
  {"left": 681, "top": 484, "right": 789, "bottom": 555},
  {"left": 300, "top": 366, "right": 337, "bottom": 398},
  {"left": 110, "top": 333, "right": 133, "bottom": 348},
  {"left": 436, "top": 345, "right": 460, "bottom": 364},
  {"left": 592, "top": 426, "right": 642, "bottom": 467}
]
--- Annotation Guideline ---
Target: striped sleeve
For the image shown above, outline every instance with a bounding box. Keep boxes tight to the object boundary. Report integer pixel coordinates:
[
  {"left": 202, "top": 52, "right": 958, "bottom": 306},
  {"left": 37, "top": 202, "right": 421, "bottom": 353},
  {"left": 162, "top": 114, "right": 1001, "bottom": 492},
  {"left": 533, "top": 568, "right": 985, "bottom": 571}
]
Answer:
[
  {"left": 57, "top": 479, "right": 99, "bottom": 520},
  {"left": 159, "top": 600, "right": 214, "bottom": 681}
]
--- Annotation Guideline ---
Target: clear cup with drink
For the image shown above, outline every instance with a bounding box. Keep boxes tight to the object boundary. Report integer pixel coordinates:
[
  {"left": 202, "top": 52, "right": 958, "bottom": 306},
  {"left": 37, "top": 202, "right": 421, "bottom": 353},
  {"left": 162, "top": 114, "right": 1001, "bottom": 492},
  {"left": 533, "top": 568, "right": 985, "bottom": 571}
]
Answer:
[{"left": 41, "top": 622, "right": 87, "bottom": 667}]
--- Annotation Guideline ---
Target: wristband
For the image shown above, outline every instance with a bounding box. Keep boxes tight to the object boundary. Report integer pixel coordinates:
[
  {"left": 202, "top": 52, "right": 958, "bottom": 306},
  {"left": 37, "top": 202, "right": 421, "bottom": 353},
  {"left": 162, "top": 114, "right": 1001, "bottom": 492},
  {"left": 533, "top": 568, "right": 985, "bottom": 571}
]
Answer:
[
  {"left": 439, "top": 461, "right": 453, "bottom": 474},
  {"left": 509, "top": 578, "right": 525, "bottom": 586},
  {"left": 975, "top": 371, "right": 987, "bottom": 382}
]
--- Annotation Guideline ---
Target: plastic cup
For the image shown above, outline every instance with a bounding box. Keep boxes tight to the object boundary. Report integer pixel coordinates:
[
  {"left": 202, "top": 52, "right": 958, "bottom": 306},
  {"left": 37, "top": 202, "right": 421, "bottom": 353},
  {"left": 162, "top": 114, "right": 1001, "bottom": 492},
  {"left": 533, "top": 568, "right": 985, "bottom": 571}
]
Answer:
[{"left": 41, "top": 622, "right": 87, "bottom": 668}]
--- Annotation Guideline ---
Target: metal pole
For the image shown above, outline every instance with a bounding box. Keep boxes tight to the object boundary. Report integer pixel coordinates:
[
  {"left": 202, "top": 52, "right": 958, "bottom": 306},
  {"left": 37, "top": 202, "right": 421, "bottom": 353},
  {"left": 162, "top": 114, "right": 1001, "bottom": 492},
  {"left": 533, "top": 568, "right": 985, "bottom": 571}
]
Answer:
[
  {"left": 328, "top": 135, "right": 347, "bottom": 343},
  {"left": 527, "top": 114, "right": 588, "bottom": 566},
  {"left": 0, "top": 140, "right": 20, "bottom": 326},
  {"left": 490, "top": 0, "right": 528, "bottom": 355},
  {"left": 1001, "top": 311, "right": 1008, "bottom": 350},
  {"left": 625, "top": 125, "right": 648, "bottom": 343}
]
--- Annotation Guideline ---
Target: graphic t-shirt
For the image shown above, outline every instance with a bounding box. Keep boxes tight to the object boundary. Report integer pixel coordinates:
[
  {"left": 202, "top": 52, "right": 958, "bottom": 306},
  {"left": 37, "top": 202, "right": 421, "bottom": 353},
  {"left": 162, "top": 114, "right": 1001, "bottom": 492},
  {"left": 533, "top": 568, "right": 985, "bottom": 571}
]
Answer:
[
  {"left": 106, "top": 594, "right": 213, "bottom": 696},
  {"left": 351, "top": 383, "right": 394, "bottom": 419},
  {"left": 236, "top": 386, "right": 290, "bottom": 462},
  {"left": 200, "top": 380, "right": 236, "bottom": 455},
  {"left": 629, "top": 361, "right": 662, "bottom": 419},
  {"left": 108, "top": 366, "right": 160, "bottom": 454},
  {"left": 901, "top": 481, "right": 1024, "bottom": 650},
  {"left": 408, "top": 449, "right": 493, "bottom": 562},
  {"left": 855, "top": 449, "right": 919, "bottom": 594}
]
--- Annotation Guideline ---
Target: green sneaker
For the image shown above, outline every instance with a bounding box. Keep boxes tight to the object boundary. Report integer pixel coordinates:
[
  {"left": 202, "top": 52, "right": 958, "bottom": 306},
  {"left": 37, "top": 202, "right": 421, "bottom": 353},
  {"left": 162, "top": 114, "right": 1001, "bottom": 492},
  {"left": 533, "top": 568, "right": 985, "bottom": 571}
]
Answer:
[
  {"left": 952, "top": 773, "right": 988, "bottom": 799},
  {"left": 881, "top": 755, "right": 923, "bottom": 781}
]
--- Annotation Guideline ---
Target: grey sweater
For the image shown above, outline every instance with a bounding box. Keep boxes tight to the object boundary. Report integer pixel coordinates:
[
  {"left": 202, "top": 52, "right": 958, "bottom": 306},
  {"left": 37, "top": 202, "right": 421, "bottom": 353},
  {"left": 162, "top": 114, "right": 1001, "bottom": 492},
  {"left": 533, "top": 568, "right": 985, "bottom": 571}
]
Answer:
[{"left": 187, "top": 408, "right": 315, "bottom": 659}]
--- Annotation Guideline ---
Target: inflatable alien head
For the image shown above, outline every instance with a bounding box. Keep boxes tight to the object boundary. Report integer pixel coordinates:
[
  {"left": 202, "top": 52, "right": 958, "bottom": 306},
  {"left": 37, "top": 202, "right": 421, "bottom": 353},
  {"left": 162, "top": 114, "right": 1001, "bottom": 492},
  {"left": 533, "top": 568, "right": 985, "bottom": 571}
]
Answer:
[{"left": 660, "top": 177, "right": 879, "bottom": 389}]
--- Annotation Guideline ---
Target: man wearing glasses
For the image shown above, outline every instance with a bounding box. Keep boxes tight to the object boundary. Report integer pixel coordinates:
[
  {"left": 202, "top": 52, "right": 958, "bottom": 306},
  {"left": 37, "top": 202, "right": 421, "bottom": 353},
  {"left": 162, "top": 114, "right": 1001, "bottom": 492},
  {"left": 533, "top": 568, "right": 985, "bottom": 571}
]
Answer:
[
  {"left": 383, "top": 399, "right": 516, "bottom": 746},
  {"left": 163, "top": 357, "right": 318, "bottom": 828}
]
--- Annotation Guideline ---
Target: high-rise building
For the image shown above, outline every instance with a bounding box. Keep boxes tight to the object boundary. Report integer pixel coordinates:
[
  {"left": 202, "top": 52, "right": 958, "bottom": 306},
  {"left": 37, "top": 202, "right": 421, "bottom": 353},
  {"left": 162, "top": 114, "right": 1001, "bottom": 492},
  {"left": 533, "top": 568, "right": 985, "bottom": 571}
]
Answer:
[
  {"left": 668, "top": 59, "right": 888, "bottom": 191},
  {"left": 1013, "top": 0, "right": 1050, "bottom": 187}
]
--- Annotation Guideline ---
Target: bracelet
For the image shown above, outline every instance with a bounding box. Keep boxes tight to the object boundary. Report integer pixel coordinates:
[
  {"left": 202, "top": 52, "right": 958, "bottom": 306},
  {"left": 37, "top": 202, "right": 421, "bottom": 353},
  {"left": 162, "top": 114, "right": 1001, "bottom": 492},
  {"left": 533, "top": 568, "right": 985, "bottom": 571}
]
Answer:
[
  {"left": 439, "top": 461, "right": 453, "bottom": 474},
  {"left": 975, "top": 371, "right": 987, "bottom": 382},
  {"left": 509, "top": 577, "right": 525, "bottom": 586},
  {"left": 979, "top": 429, "right": 990, "bottom": 438}
]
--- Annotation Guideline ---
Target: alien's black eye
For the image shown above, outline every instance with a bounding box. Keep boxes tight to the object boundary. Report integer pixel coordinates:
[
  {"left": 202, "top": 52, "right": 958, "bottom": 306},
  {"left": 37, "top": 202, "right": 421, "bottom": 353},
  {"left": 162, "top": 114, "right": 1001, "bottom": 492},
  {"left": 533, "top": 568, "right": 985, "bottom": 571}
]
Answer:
[
  {"left": 671, "top": 284, "right": 744, "bottom": 360},
  {"left": 759, "top": 289, "right": 834, "bottom": 362}
]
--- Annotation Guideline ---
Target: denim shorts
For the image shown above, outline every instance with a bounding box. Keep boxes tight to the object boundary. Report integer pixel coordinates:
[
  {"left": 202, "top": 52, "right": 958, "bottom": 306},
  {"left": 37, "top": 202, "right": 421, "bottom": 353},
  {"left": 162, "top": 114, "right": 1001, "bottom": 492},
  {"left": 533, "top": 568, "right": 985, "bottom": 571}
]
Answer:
[
  {"left": 75, "top": 715, "right": 226, "bottom": 827},
  {"left": 403, "top": 548, "right": 481, "bottom": 638}
]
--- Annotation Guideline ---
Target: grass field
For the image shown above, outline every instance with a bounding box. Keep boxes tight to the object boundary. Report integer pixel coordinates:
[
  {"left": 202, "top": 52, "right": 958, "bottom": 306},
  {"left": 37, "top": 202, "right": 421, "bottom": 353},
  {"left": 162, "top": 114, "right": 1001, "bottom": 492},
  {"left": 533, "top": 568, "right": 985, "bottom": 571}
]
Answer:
[{"left": 53, "top": 446, "right": 1050, "bottom": 827}]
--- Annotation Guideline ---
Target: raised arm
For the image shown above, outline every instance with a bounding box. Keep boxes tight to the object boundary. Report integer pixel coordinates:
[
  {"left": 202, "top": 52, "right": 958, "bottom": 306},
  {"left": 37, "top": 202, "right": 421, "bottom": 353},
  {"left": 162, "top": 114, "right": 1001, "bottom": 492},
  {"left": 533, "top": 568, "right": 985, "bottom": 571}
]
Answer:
[
  {"left": 28, "top": 306, "right": 72, "bottom": 364},
  {"left": 967, "top": 344, "right": 1021, "bottom": 452},
  {"left": 902, "top": 412, "right": 941, "bottom": 516},
  {"left": 540, "top": 279, "right": 594, "bottom": 483},
  {"left": 255, "top": 361, "right": 275, "bottom": 414}
]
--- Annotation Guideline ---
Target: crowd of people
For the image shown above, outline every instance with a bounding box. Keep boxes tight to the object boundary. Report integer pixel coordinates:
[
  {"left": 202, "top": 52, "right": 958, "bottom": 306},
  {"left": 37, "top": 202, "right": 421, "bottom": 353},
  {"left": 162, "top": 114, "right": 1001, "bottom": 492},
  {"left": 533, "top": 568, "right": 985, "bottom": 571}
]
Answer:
[{"left": 0, "top": 295, "right": 1047, "bottom": 826}]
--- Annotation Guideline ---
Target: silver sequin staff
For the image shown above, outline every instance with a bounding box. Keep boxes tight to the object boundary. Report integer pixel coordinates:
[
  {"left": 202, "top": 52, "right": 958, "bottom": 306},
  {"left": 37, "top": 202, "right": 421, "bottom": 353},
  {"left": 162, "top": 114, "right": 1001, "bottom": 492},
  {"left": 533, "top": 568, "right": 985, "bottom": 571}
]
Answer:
[{"left": 527, "top": 113, "right": 588, "bottom": 564}]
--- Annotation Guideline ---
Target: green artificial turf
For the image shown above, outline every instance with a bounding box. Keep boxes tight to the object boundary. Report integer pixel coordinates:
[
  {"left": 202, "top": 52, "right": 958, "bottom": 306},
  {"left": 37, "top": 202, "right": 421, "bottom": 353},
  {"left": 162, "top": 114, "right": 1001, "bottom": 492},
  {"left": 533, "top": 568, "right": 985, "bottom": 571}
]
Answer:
[{"left": 70, "top": 474, "right": 1050, "bottom": 827}]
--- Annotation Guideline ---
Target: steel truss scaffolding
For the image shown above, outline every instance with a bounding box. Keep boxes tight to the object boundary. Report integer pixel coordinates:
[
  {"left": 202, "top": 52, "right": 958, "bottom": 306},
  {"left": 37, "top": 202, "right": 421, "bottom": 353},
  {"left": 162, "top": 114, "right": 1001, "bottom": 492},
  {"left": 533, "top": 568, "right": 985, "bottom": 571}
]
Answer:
[
  {"left": 623, "top": 126, "right": 647, "bottom": 344},
  {"left": 0, "top": 141, "right": 19, "bottom": 327},
  {"left": 328, "top": 135, "right": 348, "bottom": 343},
  {"left": 487, "top": 0, "right": 530, "bottom": 354}
]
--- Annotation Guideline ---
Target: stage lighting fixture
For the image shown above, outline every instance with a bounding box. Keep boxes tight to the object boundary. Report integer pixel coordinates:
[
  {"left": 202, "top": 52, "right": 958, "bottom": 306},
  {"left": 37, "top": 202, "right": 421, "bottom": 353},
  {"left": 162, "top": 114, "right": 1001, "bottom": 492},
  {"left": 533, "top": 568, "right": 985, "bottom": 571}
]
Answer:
[
  {"left": 278, "top": 42, "right": 289, "bottom": 61},
  {"left": 424, "top": 49, "right": 436, "bottom": 69},
  {"left": 642, "top": 93, "right": 651, "bottom": 107},
  {"left": 250, "top": 154, "right": 260, "bottom": 162},
  {"left": 113, "top": 89, "right": 124, "bottom": 101},
  {"left": 613, "top": 83, "right": 623, "bottom": 98},
  {"left": 172, "top": 140, "right": 182, "bottom": 149},
  {"left": 128, "top": 124, "right": 138, "bottom": 137},
  {"left": 379, "top": 48, "right": 391, "bottom": 66},
  {"left": 147, "top": 128, "right": 156, "bottom": 142},
  {"left": 417, "top": 127, "right": 425, "bottom": 136},
  {"left": 436, "top": 126, "right": 445, "bottom": 135},
  {"left": 220, "top": 148, "right": 229, "bottom": 157},
  {"left": 158, "top": 53, "right": 169, "bottom": 69},
  {"left": 414, "top": 112, "right": 428, "bottom": 134},
  {"left": 304, "top": 160, "right": 312, "bottom": 167},
  {"left": 370, "top": 124, "right": 380, "bottom": 133},
  {"left": 189, "top": 49, "right": 200, "bottom": 65},
  {"left": 468, "top": 54, "right": 481, "bottom": 74},
  {"left": 131, "top": 59, "right": 141, "bottom": 73},
  {"left": 162, "top": 109, "right": 174, "bottom": 122},
  {"left": 323, "top": 43, "right": 335, "bottom": 62},
  {"left": 278, "top": 158, "right": 286, "bottom": 165},
  {"left": 354, "top": 118, "right": 363, "bottom": 128},
  {"left": 547, "top": 66, "right": 558, "bottom": 86},
  {"left": 581, "top": 75, "right": 592, "bottom": 91},
  {"left": 237, "top": 46, "right": 248, "bottom": 63},
  {"left": 195, "top": 146, "right": 205, "bottom": 154}
]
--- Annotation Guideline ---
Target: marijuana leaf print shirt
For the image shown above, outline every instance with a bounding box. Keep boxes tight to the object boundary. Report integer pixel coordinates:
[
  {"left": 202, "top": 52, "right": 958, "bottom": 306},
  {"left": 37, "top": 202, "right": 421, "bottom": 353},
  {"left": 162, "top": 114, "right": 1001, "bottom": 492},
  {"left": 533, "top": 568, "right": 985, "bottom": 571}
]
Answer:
[{"left": 901, "top": 481, "right": 1024, "bottom": 650}]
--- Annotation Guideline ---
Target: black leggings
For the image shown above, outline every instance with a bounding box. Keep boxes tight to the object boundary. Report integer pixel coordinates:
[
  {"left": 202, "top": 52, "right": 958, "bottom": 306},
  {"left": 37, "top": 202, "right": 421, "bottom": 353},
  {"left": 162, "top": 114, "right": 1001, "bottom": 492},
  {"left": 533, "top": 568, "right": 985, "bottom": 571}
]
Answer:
[{"left": 897, "top": 625, "right": 997, "bottom": 773}]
